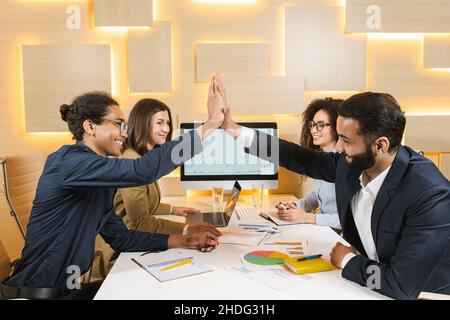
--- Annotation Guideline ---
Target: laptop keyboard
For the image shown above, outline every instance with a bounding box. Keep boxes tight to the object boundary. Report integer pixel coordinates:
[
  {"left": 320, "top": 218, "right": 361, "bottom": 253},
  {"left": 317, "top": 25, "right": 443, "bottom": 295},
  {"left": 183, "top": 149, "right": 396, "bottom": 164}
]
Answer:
[{"left": 235, "top": 207, "right": 261, "bottom": 221}]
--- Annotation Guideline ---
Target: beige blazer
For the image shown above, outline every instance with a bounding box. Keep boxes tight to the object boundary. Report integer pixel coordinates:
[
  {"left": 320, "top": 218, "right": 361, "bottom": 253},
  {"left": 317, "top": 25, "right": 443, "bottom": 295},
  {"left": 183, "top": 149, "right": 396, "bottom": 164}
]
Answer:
[{"left": 92, "top": 148, "right": 185, "bottom": 280}]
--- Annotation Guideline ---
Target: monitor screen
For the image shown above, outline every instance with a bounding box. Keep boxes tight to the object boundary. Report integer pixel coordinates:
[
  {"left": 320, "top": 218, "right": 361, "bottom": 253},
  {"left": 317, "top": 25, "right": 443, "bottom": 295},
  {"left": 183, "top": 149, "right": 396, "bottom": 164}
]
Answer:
[{"left": 180, "top": 122, "right": 278, "bottom": 190}]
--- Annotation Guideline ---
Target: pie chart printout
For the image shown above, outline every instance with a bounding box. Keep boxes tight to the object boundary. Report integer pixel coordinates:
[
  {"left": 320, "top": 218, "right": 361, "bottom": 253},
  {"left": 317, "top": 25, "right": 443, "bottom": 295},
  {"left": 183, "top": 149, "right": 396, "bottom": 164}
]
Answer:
[{"left": 243, "top": 251, "right": 289, "bottom": 266}]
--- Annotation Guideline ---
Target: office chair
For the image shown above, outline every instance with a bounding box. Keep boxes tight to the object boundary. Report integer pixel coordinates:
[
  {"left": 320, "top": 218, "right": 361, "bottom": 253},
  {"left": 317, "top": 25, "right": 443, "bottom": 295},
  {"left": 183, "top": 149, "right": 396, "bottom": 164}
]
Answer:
[
  {"left": 0, "top": 153, "right": 46, "bottom": 240},
  {"left": 0, "top": 238, "right": 12, "bottom": 283}
]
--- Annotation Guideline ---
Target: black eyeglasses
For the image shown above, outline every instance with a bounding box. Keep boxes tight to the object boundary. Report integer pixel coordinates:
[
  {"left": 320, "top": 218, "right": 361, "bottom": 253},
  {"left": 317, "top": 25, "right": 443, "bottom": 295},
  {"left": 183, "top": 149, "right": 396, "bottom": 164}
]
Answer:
[
  {"left": 307, "top": 120, "right": 331, "bottom": 132},
  {"left": 103, "top": 119, "right": 128, "bottom": 133}
]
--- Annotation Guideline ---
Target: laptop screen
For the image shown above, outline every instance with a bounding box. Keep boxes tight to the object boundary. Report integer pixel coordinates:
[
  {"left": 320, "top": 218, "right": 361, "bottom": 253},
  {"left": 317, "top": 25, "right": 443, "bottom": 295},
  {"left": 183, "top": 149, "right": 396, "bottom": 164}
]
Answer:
[{"left": 223, "top": 181, "right": 241, "bottom": 218}]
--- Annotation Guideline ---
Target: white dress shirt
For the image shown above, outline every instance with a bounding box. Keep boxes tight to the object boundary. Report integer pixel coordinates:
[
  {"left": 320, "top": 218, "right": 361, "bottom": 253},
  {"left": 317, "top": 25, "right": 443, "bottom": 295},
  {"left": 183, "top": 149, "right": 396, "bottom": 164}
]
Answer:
[
  {"left": 341, "top": 165, "right": 392, "bottom": 268},
  {"left": 236, "top": 126, "right": 393, "bottom": 269}
]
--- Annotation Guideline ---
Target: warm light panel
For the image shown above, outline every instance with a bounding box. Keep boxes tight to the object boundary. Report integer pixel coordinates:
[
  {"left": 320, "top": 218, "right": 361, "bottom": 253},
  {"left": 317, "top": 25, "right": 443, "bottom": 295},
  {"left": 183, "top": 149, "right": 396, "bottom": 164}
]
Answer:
[
  {"left": 195, "top": 43, "right": 269, "bottom": 82},
  {"left": 346, "top": 0, "right": 450, "bottom": 33},
  {"left": 369, "top": 39, "right": 450, "bottom": 113},
  {"left": 22, "top": 44, "right": 111, "bottom": 132},
  {"left": 128, "top": 22, "right": 172, "bottom": 93},
  {"left": 285, "top": 6, "right": 367, "bottom": 91},
  {"left": 94, "top": 0, "right": 153, "bottom": 27},
  {"left": 193, "top": 0, "right": 257, "bottom": 4}
]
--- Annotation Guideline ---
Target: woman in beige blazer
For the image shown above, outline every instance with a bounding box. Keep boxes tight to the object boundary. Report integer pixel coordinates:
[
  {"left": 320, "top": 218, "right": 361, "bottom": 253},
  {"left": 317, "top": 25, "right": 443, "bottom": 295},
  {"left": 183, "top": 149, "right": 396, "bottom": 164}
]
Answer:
[{"left": 93, "top": 98, "right": 219, "bottom": 279}]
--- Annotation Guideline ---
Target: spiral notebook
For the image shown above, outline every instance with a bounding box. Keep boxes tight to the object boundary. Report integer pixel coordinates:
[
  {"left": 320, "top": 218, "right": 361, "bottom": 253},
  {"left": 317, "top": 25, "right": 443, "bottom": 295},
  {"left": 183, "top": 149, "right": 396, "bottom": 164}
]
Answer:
[{"left": 132, "top": 255, "right": 213, "bottom": 282}]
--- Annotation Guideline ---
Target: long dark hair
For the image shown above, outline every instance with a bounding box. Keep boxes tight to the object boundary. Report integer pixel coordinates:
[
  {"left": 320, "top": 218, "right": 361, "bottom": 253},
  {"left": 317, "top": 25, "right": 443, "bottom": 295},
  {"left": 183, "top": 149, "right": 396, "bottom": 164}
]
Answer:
[
  {"left": 126, "top": 98, "right": 173, "bottom": 156},
  {"left": 60, "top": 91, "right": 119, "bottom": 141},
  {"left": 300, "top": 98, "right": 342, "bottom": 150}
]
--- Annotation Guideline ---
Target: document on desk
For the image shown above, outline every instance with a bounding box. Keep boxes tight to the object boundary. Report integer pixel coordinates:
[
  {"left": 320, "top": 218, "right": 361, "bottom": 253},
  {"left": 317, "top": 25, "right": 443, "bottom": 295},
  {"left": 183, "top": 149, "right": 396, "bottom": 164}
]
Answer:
[
  {"left": 260, "top": 211, "right": 304, "bottom": 226},
  {"left": 132, "top": 251, "right": 213, "bottom": 282},
  {"left": 236, "top": 244, "right": 309, "bottom": 271},
  {"left": 226, "top": 266, "right": 311, "bottom": 291},
  {"left": 218, "top": 227, "right": 267, "bottom": 246}
]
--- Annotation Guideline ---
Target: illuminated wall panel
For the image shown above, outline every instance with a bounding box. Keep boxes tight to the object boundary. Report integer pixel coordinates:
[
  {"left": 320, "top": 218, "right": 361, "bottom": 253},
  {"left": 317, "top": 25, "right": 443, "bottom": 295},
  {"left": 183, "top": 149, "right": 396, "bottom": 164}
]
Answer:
[
  {"left": 225, "top": 75, "right": 304, "bottom": 114},
  {"left": 285, "top": 6, "right": 367, "bottom": 91},
  {"left": 22, "top": 45, "right": 111, "bottom": 132},
  {"left": 346, "top": 0, "right": 450, "bottom": 33},
  {"left": 94, "top": 0, "right": 153, "bottom": 27},
  {"left": 405, "top": 116, "right": 450, "bottom": 152},
  {"left": 195, "top": 43, "right": 269, "bottom": 82},
  {"left": 441, "top": 153, "right": 450, "bottom": 179},
  {"left": 424, "top": 35, "right": 450, "bottom": 69},
  {"left": 370, "top": 39, "right": 450, "bottom": 112},
  {"left": 128, "top": 22, "right": 172, "bottom": 93}
]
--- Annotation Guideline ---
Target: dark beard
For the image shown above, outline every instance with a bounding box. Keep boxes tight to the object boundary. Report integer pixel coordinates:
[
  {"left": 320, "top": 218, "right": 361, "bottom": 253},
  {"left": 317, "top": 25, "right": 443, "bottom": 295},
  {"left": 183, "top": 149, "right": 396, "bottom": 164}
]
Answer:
[{"left": 344, "top": 144, "right": 376, "bottom": 171}]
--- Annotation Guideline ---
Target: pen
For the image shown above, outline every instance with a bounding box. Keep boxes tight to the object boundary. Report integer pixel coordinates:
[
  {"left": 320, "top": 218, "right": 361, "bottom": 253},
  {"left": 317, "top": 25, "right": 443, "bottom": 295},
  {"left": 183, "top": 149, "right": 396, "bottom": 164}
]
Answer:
[
  {"left": 274, "top": 241, "right": 302, "bottom": 245},
  {"left": 161, "top": 259, "right": 192, "bottom": 271},
  {"left": 296, "top": 254, "right": 322, "bottom": 262},
  {"left": 238, "top": 223, "right": 269, "bottom": 227},
  {"left": 259, "top": 213, "right": 275, "bottom": 224},
  {"left": 263, "top": 241, "right": 303, "bottom": 245},
  {"left": 140, "top": 250, "right": 161, "bottom": 256}
]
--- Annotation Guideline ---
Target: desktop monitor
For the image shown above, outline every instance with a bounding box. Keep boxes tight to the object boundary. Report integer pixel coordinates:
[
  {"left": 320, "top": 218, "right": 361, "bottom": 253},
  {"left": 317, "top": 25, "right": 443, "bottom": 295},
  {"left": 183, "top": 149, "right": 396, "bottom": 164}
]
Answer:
[{"left": 180, "top": 122, "right": 278, "bottom": 190}]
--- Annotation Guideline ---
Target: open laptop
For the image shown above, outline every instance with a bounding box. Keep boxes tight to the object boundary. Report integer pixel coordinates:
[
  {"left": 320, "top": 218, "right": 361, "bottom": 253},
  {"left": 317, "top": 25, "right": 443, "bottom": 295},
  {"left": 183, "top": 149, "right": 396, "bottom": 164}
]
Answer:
[{"left": 186, "top": 181, "right": 241, "bottom": 227}]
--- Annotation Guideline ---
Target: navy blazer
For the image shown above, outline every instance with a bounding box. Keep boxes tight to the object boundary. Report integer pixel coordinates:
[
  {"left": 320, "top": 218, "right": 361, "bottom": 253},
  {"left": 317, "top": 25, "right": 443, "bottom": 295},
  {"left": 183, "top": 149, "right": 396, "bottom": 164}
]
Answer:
[
  {"left": 5, "top": 130, "right": 202, "bottom": 288},
  {"left": 251, "top": 131, "right": 450, "bottom": 300}
]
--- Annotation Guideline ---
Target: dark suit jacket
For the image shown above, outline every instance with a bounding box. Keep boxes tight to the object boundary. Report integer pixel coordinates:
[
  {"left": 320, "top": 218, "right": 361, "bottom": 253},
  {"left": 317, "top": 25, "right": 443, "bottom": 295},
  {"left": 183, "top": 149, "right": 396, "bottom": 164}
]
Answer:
[
  {"left": 250, "top": 131, "right": 450, "bottom": 300},
  {"left": 5, "top": 130, "right": 202, "bottom": 288}
]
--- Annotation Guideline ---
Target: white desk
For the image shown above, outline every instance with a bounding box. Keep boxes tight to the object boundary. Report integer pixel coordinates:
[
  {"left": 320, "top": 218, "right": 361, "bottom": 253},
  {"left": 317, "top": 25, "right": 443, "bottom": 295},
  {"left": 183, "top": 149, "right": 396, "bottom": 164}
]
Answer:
[{"left": 94, "top": 195, "right": 389, "bottom": 300}]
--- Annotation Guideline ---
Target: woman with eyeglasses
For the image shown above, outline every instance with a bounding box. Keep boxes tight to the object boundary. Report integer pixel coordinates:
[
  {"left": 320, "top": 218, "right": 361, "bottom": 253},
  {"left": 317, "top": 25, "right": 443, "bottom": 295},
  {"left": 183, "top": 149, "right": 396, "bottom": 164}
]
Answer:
[
  {"left": 275, "top": 98, "right": 342, "bottom": 229},
  {"left": 93, "top": 98, "right": 219, "bottom": 279}
]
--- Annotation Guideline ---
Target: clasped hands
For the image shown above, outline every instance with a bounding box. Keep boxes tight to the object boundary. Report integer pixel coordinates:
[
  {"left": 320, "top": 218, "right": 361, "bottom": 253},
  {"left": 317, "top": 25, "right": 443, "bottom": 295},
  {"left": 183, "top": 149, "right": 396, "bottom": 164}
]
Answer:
[{"left": 205, "top": 73, "right": 239, "bottom": 135}]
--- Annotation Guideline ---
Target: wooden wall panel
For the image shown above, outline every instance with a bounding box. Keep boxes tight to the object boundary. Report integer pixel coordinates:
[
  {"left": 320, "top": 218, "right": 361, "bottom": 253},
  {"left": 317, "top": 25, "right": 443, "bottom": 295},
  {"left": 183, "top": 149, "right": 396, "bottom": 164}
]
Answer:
[
  {"left": 424, "top": 153, "right": 440, "bottom": 168},
  {"left": 441, "top": 153, "right": 450, "bottom": 180},
  {"left": 424, "top": 35, "right": 450, "bottom": 69},
  {"left": 370, "top": 39, "right": 450, "bottom": 112},
  {"left": 225, "top": 75, "right": 304, "bottom": 114},
  {"left": 404, "top": 116, "right": 450, "bottom": 152},
  {"left": 22, "top": 45, "right": 111, "bottom": 132},
  {"left": 94, "top": 0, "right": 153, "bottom": 27},
  {"left": 346, "top": 0, "right": 450, "bottom": 33},
  {"left": 128, "top": 22, "right": 172, "bottom": 93},
  {"left": 285, "top": 6, "right": 367, "bottom": 91},
  {"left": 195, "top": 43, "right": 269, "bottom": 82}
]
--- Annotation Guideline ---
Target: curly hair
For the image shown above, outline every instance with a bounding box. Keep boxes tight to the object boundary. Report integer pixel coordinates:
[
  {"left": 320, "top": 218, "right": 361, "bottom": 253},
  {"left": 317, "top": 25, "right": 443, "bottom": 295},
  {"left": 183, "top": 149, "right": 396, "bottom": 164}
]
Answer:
[
  {"left": 300, "top": 98, "right": 342, "bottom": 150},
  {"left": 60, "top": 92, "right": 119, "bottom": 141}
]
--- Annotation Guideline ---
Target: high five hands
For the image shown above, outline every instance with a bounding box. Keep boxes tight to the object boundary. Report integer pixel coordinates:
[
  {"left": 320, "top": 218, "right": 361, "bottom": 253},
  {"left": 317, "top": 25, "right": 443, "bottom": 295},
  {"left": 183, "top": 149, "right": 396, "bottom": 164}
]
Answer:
[
  {"left": 207, "top": 73, "right": 241, "bottom": 139},
  {"left": 206, "top": 73, "right": 228, "bottom": 129}
]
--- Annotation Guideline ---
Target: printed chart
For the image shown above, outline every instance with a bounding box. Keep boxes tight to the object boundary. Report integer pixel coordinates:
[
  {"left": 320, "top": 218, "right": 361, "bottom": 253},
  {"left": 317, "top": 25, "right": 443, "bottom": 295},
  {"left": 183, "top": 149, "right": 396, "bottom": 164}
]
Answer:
[{"left": 243, "top": 251, "right": 288, "bottom": 266}]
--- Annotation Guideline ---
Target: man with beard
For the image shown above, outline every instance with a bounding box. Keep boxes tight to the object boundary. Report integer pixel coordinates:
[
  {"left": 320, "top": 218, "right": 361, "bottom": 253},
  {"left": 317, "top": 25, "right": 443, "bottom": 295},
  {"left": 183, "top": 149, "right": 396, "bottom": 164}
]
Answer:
[{"left": 217, "top": 81, "right": 450, "bottom": 300}]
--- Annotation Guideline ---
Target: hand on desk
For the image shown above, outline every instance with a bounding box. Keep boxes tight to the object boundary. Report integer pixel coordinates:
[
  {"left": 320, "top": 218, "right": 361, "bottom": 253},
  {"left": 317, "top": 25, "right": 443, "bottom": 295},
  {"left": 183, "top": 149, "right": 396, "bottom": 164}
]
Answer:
[
  {"left": 330, "top": 242, "right": 357, "bottom": 269},
  {"left": 276, "top": 207, "right": 316, "bottom": 224},
  {"left": 187, "top": 222, "right": 221, "bottom": 238},
  {"left": 168, "top": 223, "right": 221, "bottom": 253},
  {"left": 186, "top": 223, "right": 222, "bottom": 252},
  {"left": 171, "top": 206, "right": 201, "bottom": 216}
]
